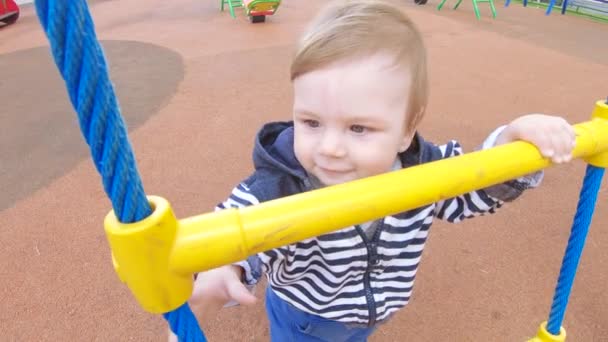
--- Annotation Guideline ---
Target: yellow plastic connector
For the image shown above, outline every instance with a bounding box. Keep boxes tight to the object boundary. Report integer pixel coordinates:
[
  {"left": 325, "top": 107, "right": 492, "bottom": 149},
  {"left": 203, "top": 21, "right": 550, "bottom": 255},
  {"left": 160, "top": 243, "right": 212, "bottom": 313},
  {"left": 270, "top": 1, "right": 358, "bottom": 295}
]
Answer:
[
  {"left": 528, "top": 322, "right": 566, "bottom": 342},
  {"left": 583, "top": 100, "right": 608, "bottom": 167},
  {"left": 104, "top": 196, "right": 192, "bottom": 314}
]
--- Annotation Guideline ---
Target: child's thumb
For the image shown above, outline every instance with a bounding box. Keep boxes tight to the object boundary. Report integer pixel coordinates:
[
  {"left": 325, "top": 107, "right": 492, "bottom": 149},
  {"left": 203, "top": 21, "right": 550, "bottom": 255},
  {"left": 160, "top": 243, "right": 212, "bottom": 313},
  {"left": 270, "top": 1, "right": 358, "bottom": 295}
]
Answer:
[{"left": 226, "top": 281, "right": 257, "bottom": 306}]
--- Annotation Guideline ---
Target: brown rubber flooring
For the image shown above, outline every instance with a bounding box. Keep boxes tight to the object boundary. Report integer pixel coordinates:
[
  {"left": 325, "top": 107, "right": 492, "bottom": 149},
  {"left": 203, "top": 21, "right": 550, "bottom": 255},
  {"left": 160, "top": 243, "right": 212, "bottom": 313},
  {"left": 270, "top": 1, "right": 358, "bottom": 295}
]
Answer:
[{"left": 1, "top": 0, "right": 608, "bottom": 341}]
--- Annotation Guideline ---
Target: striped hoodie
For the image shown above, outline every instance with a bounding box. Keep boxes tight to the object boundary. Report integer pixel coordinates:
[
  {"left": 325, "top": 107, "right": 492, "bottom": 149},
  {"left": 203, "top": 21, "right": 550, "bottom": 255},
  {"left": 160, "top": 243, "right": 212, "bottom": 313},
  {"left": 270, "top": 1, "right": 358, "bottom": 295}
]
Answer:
[{"left": 216, "top": 121, "right": 541, "bottom": 326}]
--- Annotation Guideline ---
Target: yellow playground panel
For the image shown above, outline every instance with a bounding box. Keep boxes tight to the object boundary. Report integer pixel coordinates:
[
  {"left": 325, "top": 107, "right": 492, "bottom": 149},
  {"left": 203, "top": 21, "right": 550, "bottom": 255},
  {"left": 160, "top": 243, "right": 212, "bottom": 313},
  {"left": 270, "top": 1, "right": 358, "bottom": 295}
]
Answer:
[
  {"left": 220, "top": 0, "right": 281, "bottom": 23},
  {"left": 105, "top": 101, "right": 608, "bottom": 341}
]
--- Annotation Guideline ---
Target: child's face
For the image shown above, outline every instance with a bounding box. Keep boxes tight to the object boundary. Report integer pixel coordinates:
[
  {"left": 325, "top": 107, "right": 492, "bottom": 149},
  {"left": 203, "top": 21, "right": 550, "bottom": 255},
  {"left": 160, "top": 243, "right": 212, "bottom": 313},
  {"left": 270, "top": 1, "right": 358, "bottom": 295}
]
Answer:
[{"left": 293, "top": 53, "right": 416, "bottom": 186}]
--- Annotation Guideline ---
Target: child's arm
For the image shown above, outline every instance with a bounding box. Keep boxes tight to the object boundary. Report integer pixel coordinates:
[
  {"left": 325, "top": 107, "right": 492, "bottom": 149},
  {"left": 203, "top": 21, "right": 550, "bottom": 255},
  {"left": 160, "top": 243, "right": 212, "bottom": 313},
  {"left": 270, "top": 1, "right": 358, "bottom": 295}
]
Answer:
[
  {"left": 168, "top": 183, "right": 266, "bottom": 341},
  {"left": 167, "top": 265, "right": 256, "bottom": 342},
  {"left": 434, "top": 114, "right": 575, "bottom": 223}
]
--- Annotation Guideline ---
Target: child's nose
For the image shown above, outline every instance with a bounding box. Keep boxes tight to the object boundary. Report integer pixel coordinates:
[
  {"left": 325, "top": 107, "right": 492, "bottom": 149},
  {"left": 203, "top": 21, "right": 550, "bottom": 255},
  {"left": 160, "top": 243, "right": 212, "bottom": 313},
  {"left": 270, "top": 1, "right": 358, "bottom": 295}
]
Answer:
[{"left": 318, "top": 131, "right": 346, "bottom": 158}]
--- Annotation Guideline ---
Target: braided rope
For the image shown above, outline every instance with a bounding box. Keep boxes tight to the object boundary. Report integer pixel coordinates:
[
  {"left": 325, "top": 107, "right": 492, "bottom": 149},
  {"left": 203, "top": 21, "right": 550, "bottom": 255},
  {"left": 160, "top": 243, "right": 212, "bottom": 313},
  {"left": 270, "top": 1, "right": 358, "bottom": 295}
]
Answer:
[
  {"left": 35, "top": 1, "right": 205, "bottom": 340},
  {"left": 546, "top": 165, "right": 604, "bottom": 334}
]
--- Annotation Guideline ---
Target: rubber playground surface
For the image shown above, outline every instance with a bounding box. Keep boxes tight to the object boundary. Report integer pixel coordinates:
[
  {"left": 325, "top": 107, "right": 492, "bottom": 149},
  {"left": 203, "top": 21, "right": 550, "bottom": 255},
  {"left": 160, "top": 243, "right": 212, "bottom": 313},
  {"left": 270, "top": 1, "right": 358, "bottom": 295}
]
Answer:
[{"left": 2, "top": 0, "right": 608, "bottom": 340}]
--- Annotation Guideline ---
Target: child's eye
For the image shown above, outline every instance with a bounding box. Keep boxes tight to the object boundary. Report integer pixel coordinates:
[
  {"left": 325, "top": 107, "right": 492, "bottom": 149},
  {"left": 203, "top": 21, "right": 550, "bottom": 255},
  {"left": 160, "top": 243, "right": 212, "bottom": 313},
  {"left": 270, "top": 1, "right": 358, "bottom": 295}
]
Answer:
[
  {"left": 303, "top": 119, "right": 320, "bottom": 128},
  {"left": 350, "top": 125, "right": 367, "bottom": 133}
]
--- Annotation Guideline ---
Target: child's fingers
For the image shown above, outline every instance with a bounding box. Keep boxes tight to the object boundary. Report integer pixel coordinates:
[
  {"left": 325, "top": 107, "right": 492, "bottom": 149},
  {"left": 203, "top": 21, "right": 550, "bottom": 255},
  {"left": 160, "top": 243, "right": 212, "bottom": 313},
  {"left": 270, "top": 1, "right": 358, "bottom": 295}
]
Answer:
[
  {"left": 561, "top": 122, "right": 576, "bottom": 141},
  {"left": 558, "top": 122, "right": 576, "bottom": 149},
  {"left": 551, "top": 134, "right": 569, "bottom": 162},
  {"left": 226, "top": 281, "right": 257, "bottom": 306},
  {"left": 540, "top": 148, "right": 555, "bottom": 160},
  {"left": 545, "top": 127, "right": 575, "bottom": 163},
  {"left": 535, "top": 134, "right": 554, "bottom": 159},
  {"left": 558, "top": 124, "right": 576, "bottom": 158}
]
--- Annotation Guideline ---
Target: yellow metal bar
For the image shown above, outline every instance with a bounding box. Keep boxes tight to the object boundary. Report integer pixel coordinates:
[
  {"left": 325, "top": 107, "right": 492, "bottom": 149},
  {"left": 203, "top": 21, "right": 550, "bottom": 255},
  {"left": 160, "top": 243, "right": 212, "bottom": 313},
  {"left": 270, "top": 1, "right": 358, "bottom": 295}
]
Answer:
[
  {"left": 170, "top": 113, "right": 608, "bottom": 275},
  {"left": 105, "top": 101, "right": 608, "bottom": 315}
]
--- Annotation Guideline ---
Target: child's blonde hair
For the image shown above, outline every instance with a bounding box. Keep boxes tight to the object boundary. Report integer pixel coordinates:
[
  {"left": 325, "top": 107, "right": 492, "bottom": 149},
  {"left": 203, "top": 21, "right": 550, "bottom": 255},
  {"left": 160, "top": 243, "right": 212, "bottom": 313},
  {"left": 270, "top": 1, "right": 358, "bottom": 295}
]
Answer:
[{"left": 291, "top": 0, "right": 428, "bottom": 131}]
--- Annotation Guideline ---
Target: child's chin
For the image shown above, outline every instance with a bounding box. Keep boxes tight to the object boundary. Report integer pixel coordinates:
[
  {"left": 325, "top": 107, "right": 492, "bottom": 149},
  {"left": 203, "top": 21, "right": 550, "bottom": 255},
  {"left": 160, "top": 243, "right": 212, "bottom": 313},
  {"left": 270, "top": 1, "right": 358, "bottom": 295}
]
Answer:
[{"left": 318, "top": 175, "right": 357, "bottom": 187}]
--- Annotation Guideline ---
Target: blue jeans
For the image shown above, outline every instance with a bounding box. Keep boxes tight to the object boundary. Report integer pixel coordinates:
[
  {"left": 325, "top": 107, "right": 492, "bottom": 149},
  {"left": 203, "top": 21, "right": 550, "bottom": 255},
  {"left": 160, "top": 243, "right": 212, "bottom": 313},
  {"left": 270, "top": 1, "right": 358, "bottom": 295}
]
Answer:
[{"left": 265, "top": 286, "right": 376, "bottom": 342}]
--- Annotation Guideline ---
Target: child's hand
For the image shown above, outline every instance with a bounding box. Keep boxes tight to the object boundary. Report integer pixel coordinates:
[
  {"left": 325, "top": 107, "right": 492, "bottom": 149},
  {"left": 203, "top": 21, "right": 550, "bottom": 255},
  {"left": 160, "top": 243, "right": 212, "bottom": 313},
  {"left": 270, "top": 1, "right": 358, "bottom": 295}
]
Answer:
[
  {"left": 190, "top": 265, "right": 257, "bottom": 318},
  {"left": 168, "top": 265, "right": 256, "bottom": 342},
  {"left": 495, "top": 114, "right": 576, "bottom": 163}
]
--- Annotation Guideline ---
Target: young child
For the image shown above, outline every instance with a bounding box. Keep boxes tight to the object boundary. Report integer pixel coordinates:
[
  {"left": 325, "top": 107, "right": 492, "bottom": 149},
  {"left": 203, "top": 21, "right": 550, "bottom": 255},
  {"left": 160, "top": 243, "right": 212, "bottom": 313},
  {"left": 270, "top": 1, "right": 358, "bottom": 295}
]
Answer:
[{"left": 172, "top": 0, "right": 575, "bottom": 340}]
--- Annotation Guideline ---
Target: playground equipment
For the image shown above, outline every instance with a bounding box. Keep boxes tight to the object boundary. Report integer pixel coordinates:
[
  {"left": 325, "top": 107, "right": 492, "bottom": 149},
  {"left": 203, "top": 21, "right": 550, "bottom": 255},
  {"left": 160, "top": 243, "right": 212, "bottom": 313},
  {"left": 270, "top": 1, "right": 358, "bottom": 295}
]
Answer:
[
  {"left": 34, "top": 1, "right": 608, "bottom": 341},
  {"left": 221, "top": 0, "right": 281, "bottom": 23},
  {"left": 564, "top": 0, "right": 608, "bottom": 16},
  {"left": 505, "top": 0, "right": 608, "bottom": 18},
  {"left": 437, "top": 0, "right": 498, "bottom": 19},
  {"left": 0, "top": 0, "right": 19, "bottom": 26}
]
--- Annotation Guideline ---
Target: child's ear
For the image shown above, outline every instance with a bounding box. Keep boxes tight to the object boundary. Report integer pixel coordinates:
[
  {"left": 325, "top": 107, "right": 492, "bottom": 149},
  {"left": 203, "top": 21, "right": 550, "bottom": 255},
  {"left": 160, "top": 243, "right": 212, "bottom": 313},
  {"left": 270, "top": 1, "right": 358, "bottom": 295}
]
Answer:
[
  {"left": 399, "top": 107, "right": 424, "bottom": 152},
  {"left": 398, "top": 130, "right": 416, "bottom": 153}
]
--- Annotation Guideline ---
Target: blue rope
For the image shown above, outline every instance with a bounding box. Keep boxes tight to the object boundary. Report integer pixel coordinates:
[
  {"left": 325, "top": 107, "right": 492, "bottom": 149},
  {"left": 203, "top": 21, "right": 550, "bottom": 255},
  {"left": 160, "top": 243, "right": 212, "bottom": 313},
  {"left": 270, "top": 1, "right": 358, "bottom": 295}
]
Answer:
[
  {"left": 34, "top": 1, "right": 205, "bottom": 341},
  {"left": 546, "top": 165, "right": 604, "bottom": 334},
  {"left": 164, "top": 303, "right": 206, "bottom": 340}
]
